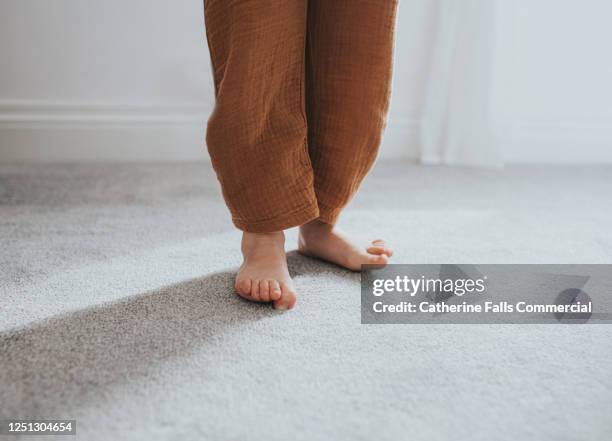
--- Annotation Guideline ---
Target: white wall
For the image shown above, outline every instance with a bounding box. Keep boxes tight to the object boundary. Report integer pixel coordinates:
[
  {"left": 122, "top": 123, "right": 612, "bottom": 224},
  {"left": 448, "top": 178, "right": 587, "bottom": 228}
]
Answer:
[
  {"left": 0, "top": 0, "right": 212, "bottom": 161},
  {"left": 0, "top": 0, "right": 611, "bottom": 163},
  {"left": 495, "top": 0, "right": 612, "bottom": 163}
]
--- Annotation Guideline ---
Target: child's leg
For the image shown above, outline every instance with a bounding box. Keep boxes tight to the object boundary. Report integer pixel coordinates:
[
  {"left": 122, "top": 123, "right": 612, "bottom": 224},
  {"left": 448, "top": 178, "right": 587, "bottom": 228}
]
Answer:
[
  {"left": 205, "top": 0, "right": 317, "bottom": 233},
  {"left": 299, "top": 0, "right": 398, "bottom": 270},
  {"left": 204, "top": 1, "right": 316, "bottom": 309}
]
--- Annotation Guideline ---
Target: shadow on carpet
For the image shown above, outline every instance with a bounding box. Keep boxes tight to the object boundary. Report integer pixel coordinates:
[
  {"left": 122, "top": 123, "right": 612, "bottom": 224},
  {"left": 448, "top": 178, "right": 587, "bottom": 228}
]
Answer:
[
  {"left": 0, "top": 271, "right": 269, "bottom": 417},
  {"left": 0, "top": 251, "right": 346, "bottom": 418}
]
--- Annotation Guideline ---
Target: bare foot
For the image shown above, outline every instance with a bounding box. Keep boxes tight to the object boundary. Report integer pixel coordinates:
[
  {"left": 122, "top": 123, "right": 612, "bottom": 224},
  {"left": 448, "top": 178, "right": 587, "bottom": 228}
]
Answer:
[
  {"left": 235, "top": 231, "right": 297, "bottom": 310},
  {"left": 298, "top": 220, "right": 393, "bottom": 271}
]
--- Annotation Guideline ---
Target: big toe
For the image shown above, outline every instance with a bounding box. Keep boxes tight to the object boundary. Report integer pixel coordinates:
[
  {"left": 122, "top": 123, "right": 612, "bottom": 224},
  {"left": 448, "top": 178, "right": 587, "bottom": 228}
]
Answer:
[
  {"left": 273, "top": 282, "right": 297, "bottom": 311},
  {"left": 365, "top": 253, "right": 389, "bottom": 266},
  {"left": 367, "top": 239, "right": 393, "bottom": 257}
]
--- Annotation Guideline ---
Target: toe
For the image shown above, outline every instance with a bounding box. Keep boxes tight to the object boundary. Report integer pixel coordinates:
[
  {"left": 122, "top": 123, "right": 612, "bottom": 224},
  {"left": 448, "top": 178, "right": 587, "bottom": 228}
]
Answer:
[
  {"left": 367, "top": 245, "right": 393, "bottom": 257},
  {"left": 235, "top": 278, "right": 252, "bottom": 296},
  {"left": 259, "top": 280, "right": 270, "bottom": 302},
  {"left": 270, "top": 280, "right": 282, "bottom": 301},
  {"left": 250, "top": 280, "right": 261, "bottom": 301},
  {"left": 366, "top": 253, "right": 389, "bottom": 266},
  {"left": 368, "top": 240, "right": 393, "bottom": 257},
  {"left": 273, "top": 282, "right": 297, "bottom": 311}
]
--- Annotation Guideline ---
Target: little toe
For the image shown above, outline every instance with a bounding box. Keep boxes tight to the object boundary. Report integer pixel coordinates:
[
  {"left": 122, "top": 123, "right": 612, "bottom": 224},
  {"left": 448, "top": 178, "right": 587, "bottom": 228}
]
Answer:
[
  {"left": 273, "top": 282, "right": 297, "bottom": 311},
  {"left": 235, "top": 278, "right": 252, "bottom": 296},
  {"left": 259, "top": 280, "right": 271, "bottom": 302},
  {"left": 270, "top": 280, "right": 282, "bottom": 301}
]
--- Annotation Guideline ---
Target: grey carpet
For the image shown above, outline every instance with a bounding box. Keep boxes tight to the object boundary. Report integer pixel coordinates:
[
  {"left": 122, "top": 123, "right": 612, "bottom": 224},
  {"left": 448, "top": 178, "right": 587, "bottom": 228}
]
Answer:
[{"left": 1, "top": 161, "right": 611, "bottom": 440}]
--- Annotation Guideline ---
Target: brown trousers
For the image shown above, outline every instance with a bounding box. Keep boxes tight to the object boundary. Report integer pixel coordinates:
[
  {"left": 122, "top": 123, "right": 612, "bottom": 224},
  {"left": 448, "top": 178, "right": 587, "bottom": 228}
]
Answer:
[{"left": 204, "top": 0, "right": 398, "bottom": 232}]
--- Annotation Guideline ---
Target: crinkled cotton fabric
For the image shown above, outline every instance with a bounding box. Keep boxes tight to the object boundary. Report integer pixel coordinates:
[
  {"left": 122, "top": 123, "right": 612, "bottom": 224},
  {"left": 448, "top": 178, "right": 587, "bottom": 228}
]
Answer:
[{"left": 204, "top": 0, "right": 398, "bottom": 232}]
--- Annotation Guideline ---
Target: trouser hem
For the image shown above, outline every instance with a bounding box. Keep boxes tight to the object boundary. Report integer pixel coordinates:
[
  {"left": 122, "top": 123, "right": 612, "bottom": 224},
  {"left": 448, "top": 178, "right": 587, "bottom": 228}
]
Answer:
[
  {"left": 233, "top": 203, "right": 320, "bottom": 233},
  {"left": 316, "top": 203, "right": 343, "bottom": 225}
]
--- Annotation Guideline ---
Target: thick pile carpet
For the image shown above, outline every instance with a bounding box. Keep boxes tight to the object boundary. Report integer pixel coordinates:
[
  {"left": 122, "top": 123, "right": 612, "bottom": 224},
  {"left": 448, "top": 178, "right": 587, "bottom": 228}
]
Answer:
[{"left": 1, "top": 161, "right": 611, "bottom": 440}]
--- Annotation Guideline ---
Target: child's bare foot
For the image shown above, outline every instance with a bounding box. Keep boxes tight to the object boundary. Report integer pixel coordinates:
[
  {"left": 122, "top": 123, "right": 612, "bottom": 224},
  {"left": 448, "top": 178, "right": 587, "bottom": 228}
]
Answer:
[
  {"left": 235, "top": 231, "right": 297, "bottom": 310},
  {"left": 298, "top": 220, "right": 393, "bottom": 271}
]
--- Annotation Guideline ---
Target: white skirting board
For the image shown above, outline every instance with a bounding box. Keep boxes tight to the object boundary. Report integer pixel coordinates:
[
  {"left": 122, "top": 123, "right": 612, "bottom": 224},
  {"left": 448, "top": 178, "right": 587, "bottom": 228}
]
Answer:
[
  {"left": 0, "top": 101, "right": 420, "bottom": 162},
  {"left": 0, "top": 124, "right": 209, "bottom": 162},
  {"left": 0, "top": 101, "right": 611, "bottom": 163},
  {"left": 0, "top": 101, "right": 210, "bottom": 162}
]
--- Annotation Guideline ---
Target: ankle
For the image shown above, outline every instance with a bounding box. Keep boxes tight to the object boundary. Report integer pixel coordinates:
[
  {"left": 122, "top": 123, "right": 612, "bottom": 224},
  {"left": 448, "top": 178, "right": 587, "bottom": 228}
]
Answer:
[
  {"left": 299, "top": 219, "right": 335, "bottom": 238},
  {"left": 241, "top": 231, "right": 285, "bottom": 254}
]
